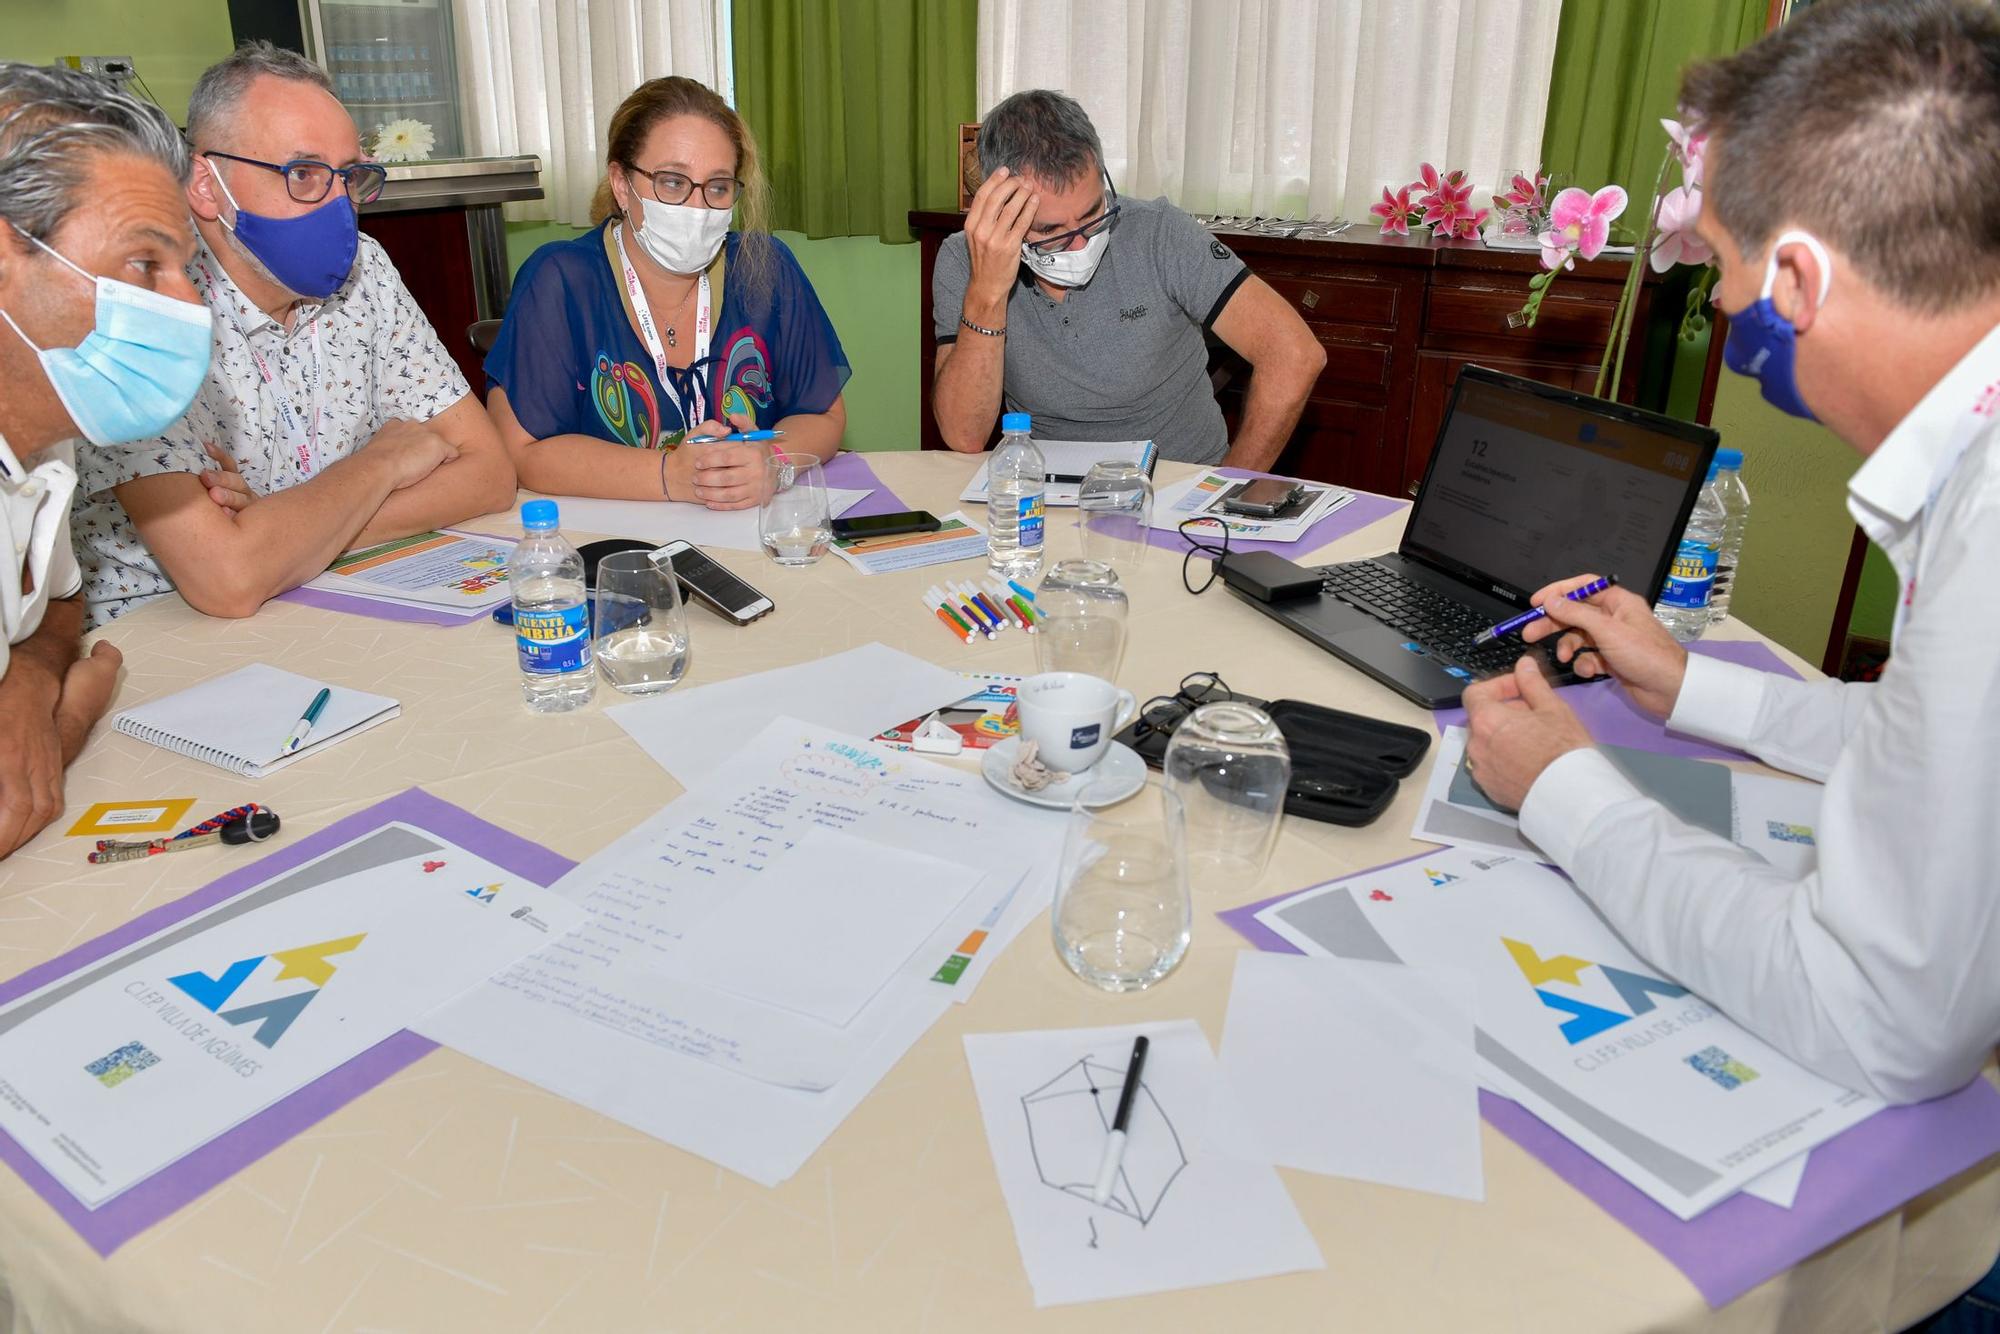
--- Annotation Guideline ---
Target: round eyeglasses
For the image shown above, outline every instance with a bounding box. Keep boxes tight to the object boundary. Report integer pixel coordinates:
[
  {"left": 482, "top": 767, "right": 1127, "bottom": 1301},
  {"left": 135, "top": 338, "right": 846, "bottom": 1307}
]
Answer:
[
  {"left": 202, "top": 151, "right": 388, "bottom": 205},
  {"left": 624, "top": 164, "right": 743, "bottom": 210}
]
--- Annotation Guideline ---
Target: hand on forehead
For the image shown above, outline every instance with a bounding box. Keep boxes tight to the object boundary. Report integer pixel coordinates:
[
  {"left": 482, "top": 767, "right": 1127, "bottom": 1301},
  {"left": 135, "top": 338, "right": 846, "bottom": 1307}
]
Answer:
[{"left": 1023, "top": 167, "right": 1106, "bottom": 239}]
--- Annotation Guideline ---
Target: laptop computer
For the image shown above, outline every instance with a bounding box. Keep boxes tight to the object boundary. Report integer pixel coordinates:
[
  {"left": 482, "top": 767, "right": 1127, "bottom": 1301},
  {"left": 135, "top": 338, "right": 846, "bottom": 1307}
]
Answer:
[{"left": 1236, "top": 366, "right": 1720, "bottom": 708}]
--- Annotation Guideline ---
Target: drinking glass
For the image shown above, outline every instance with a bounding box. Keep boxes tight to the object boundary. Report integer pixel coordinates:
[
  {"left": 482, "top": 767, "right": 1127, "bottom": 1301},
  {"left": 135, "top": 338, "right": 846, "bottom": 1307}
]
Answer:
[
  {"left": 1077, "top": 460, "right": 1153, "bottom": 578},
  {"left": 1052, "top": 778, "right": 1192, "bottom": 991},
  {"left": 1163, "top": 701, "right": 1290, "bottom": 895},
  {"left": 1035, "top": 559, "right": 1129, "bottom": 680},
  {"left": 758, "top": 452, "right": 831, "bottom": 566},
  {"left": 592, "top": 549, "right": 691, "bottom": 695}
]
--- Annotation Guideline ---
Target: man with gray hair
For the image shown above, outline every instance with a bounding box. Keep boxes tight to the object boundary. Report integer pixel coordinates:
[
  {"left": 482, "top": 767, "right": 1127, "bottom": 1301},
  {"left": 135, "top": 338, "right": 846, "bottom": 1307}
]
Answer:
[
  {"left": 0, "top": 61, "right": 211, "bottom": 857},
  {"left": 72, "top": 40, "right": 515, "bottom": 623},
  {"left": 932, "top": 89, "right": 1323, "bottom": 467}
]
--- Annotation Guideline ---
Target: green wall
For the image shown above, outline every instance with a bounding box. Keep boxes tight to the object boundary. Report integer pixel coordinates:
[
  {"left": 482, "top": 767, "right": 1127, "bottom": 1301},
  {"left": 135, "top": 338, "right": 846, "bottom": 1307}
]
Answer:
[
  {"left": 4, "top": 0, "right": 235, "bottom": 123},
  {"left": 503, "top": 221, "right": 921, "bottom": 453},
  {"left": 1708, "top": 374, "right": 1862, "bottom": 663}
]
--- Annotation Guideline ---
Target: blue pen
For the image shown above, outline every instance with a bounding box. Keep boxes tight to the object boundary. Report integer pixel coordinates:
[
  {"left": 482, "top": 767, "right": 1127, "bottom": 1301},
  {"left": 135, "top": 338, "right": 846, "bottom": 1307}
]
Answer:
[
  {"left": 1472, "top": 574, "right": 1620, "bottom": 645},
  {"left": 684, "top": 429, "right": 785, "bottom": 444},
  {"left": 280, "top": 688, "right": 331, "bottom": 754},
  {"left": 1006, "top": 578, "right": 1037, "bottom": 603}
]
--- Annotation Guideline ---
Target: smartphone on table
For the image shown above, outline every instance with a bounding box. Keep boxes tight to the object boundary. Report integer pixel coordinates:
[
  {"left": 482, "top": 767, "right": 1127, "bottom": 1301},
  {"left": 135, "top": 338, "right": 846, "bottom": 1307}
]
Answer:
[{"left": 830, "top": 510, "right": 941, "bottom": 541}]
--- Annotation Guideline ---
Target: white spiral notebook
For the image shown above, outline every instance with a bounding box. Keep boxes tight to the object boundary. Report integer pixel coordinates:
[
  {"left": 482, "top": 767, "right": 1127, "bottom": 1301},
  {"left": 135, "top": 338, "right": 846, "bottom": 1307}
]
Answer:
[{"left": 112, "top": 664, "right": 401, "bottom": 777}]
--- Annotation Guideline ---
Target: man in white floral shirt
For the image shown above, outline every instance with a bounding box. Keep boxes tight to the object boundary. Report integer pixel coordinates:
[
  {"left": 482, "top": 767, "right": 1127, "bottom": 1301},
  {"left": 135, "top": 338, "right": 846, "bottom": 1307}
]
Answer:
[{"left": 73, "top": 42, "right": 515, "bottom": 623}]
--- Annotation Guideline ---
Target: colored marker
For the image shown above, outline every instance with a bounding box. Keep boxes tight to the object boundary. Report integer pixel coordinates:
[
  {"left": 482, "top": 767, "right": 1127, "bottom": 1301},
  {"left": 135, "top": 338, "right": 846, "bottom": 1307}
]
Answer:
[
  {"left": 1472, "top": 574, "right": 1620, "bottom": 645},
  {"left": 971, "top": 588, "right": 1010, "bottom": 630},
  {"left": 931, "top": 605, "right": 972, "bottom": 643},
  {"left": 1007, "top": 578, "right": 1038, "bottom": 603},
  {"left": 1091, "top": 1035, "right": 1150, "bottom": 1206},
  {"left": 925, "top": 588, "right": 974, "bottom": 637},
  {"left": 955, "top": 582, "right": 1003, "bottom": 632},
  {"left": 984, "top": 582, "right": 1029, "bottom": 630}
]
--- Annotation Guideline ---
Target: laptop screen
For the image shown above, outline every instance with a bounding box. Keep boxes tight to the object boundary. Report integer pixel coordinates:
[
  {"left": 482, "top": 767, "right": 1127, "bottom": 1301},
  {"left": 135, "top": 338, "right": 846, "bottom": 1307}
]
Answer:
[{"left": 1400, "top": 370, "right": 1718, "bottom": 605}]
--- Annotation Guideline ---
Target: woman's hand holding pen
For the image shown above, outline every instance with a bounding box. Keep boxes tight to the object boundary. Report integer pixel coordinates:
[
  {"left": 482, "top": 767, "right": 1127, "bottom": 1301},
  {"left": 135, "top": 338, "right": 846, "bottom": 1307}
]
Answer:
[
  {"left": 663, "top": 409, "right": 767, "bottom": 510},
  {"left": 1520, "top": 572, "right": 1690, "bottom": 720}
]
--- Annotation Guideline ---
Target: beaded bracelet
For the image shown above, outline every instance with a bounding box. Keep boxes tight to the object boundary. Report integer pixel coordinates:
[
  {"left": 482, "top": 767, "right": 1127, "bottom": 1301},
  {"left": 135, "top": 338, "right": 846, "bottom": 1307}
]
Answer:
[{"left": 959, "top": 314, "right": 1006, "bottom": 338}]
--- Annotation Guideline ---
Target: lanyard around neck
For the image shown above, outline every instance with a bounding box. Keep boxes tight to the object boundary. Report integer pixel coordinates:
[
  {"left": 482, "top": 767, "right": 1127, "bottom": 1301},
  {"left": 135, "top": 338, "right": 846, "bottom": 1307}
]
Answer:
[
  {"left": 199, "top": 259, "right": 324, "bottom": 478},
  {"left": 614, "top": 223, "right": 713, "bottom": 434}
]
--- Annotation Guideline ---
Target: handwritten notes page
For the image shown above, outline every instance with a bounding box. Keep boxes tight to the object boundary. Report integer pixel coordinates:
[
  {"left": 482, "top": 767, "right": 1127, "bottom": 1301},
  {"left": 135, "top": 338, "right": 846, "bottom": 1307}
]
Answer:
[{"left": 418, "top": 718, "right": 1061, "bottom": 1185}]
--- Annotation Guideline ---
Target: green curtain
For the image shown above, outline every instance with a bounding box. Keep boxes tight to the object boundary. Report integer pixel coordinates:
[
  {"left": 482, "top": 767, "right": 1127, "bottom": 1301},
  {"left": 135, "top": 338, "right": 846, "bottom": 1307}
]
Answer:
[
  {"left": 733, "top": 0, "right": 977, "bottom": 244},
  {"left": 1540, "top": 0, "right": 1767, "bottom": 201}
]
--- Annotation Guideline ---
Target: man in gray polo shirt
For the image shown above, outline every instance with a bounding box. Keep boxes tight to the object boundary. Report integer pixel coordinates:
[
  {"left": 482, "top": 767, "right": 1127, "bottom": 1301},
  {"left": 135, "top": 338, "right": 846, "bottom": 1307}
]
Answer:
[{"left": 933, "top": 90, "right": 1324, "bottom": 467}]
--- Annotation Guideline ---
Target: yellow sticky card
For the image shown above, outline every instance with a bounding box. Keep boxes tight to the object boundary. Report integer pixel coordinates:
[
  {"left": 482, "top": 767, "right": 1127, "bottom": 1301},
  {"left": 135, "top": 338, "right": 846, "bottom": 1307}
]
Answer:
[{"left": 66, "top": 798, "right": 198, "bottom": 838}]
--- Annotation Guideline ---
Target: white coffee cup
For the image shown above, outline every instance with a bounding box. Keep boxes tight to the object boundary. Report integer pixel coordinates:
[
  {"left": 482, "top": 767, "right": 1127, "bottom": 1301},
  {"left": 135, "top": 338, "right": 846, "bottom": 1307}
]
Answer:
[{"left": 1015, "top": 672, "right": 1138, "bottom": 773}]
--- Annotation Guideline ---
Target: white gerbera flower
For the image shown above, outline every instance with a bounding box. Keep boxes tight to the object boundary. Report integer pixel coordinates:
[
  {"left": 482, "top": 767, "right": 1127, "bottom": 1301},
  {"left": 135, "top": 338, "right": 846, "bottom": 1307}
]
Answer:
[{"left": 374, "top": 118, "right": 435, "bottom": 163}]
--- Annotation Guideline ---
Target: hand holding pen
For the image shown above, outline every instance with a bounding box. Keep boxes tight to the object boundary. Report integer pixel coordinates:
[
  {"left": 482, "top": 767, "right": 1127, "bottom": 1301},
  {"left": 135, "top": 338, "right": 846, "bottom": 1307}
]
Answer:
[
  {"left": 1472, "top": 575, "right": 1618, "bottom": 645},
  {"left": 1508, "top": 572, "right": 1692, "bottom": 722}
]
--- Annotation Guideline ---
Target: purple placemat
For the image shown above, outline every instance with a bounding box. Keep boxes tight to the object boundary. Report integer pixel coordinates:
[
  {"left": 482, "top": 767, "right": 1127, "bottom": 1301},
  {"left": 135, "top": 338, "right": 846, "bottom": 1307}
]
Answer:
[
  {"left": 1218, "top": 886, "right": 2000, "bottom": 1309},
  {"left": 824, "top": 452, "right": 910, "bottom": 518},
  {"left": 1433, "top": 638, "right": 1804, "bottom": 763},
  {"left": 274, "top": 585, "right": 488, "bottom": 626},
  {"left": 0, "top": 787, "right": 574, "bottom": 1256},
  {"left": 1148, "top": 467, "right": 1409, "bottom": 557}
]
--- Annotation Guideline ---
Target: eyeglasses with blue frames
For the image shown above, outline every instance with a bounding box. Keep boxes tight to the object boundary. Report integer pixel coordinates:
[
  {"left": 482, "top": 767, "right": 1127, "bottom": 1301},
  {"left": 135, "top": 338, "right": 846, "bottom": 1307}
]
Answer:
[
  {"left": 1024, "top": 174, "right": 1120, "bottom": 255},
  {"left": 623, "top": 164, "right": 744, "bottom": 210},
  {"left": 203, "top": 151, "right": 388, "bottom": 205}
]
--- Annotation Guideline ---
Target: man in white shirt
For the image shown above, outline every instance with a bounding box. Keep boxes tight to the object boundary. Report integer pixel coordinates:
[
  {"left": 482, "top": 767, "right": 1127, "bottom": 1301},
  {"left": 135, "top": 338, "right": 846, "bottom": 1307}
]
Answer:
[
  {"left": 1462, "top": 0, "right": 2000, "bottom": 1110},
  {"left": 72, "top": 42, "right": 515, "bottom": 624},
  {"left": 0, "top": 64, "right": 212, "bottom": 857}
]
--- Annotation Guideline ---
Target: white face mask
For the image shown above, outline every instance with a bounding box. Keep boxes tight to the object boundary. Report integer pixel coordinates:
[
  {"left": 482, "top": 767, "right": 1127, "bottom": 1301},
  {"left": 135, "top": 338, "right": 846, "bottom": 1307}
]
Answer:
[
  {"left": 1022, "top": 226, "right": 1111, "bottom": 288},
  {"left": 633, "top": 195, "right": 731, "bottom": 275},
  {"left": 0, "top": 434, "right": 78, "bottom": 653}
]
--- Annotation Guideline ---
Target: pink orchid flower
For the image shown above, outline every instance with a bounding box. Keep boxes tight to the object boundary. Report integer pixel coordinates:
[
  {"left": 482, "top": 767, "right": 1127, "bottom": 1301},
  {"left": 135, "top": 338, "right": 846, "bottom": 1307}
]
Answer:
[
  {"left": 1370, "top": 185, "right": 1414, "bottom": 236},
  {"left": 1649, "top": 185, "right": 1713, "bottom": 272},
  {"left": 1662, "top": 118, "right": 1707, "bottom": 188},
  {"left": 1543, "top": 184, "right": 1627, "bottom": 263}
]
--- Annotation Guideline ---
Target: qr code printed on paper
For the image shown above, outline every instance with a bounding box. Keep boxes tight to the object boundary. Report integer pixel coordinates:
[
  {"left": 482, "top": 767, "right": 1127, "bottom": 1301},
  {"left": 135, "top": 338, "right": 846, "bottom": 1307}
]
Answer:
[
  {"left": 1766, "top": 821, "right": 1816, "bottom": 845},
  {"left": 1686, "top": 1044, "right": 1759, "bottom": 1090},
  {"left": 84, "top": 1040, "right": 161, "bottom": 1089}
]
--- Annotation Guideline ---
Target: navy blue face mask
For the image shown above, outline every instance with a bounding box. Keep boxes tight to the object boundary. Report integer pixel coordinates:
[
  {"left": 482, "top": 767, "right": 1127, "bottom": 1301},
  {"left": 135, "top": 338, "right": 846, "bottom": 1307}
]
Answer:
[
  {"left": 1721, "top": 230, "right": 1831, "bottom": 422},
  {"left": 211, "top": 166, "right": 358, "bottom": 301}
]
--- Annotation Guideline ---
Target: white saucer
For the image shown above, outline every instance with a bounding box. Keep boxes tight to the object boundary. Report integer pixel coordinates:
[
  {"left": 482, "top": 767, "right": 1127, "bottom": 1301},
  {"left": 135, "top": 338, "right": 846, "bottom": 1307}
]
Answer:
[{"left": 981, "top": 737, "right": 1146, "bottom": 810}]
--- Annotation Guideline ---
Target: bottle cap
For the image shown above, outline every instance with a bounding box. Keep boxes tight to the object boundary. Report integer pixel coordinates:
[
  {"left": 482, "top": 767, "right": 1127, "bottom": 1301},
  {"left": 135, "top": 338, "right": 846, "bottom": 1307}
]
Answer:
[
  {"left": 1001, "top": 412, "right": 1032, "bottom": 433},
  {"left": 521, "top": 499, "right": 559, "bottom": 531},
  {"left": 1715, "top": 447, "right": 1744, "bottom": 471}
]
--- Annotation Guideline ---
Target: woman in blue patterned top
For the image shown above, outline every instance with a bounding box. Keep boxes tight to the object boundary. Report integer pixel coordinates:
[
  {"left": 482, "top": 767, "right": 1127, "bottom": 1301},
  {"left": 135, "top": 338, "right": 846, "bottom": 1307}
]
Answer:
[{"left": 485, "top": 77, "right": 849, "bottom": 509}]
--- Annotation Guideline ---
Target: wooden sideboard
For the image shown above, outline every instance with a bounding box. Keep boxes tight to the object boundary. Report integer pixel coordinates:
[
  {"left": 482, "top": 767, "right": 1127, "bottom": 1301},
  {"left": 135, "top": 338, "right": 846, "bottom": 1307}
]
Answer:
[{"left": 910, "top": 210, "right": 1714, "bottom": 497}]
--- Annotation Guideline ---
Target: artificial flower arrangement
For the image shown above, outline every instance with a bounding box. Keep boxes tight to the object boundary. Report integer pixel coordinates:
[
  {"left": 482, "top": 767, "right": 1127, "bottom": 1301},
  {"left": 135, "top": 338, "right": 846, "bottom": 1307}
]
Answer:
[{"left": 1369, "top": 163, "right": 1490, "bottom": 241}]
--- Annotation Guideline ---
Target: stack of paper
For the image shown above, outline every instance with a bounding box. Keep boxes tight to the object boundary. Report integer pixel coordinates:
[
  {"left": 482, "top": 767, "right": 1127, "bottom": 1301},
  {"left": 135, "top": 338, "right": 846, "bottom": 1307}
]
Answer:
[
  {"left": 1252, "top": 847, "right": 1878, "bottom": 1219},
  {"left": 302, "top": 529, "right": 517, "bottom": 611},
  {"left": 1414, "top": 726, "right": 1824, "bottom": 876},
  {"left": 543, "top": 489, "right": 871, "bottom": 552},
  {"left": 1152, "top": 470, "right": 1356, "bottom": 544},
  {"left": 830, "top": 511, "right": 989, "bottom": 574},
  {"left": 419, "top": 717, "right": 1063, "bottom": 1186}
]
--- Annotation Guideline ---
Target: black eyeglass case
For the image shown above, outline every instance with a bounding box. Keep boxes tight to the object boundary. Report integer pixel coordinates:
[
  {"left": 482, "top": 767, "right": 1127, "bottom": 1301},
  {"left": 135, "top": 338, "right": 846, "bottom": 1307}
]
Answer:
[{"left": 1115, "top": 690, "right": 1432, "bottom": 828}]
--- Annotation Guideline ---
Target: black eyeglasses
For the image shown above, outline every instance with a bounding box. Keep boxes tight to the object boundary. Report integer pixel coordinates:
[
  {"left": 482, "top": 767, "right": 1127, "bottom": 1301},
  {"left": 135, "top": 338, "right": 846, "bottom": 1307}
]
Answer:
[
  {"left": 203, "top": 151, "right": 387, "bottom": 205},
  {"left": 1024, "top": 173, "right": 1121, "bottom": 256},
  {"left": 1131, "top": 671, "right": 1241, "bottom": 745},
  {"left": 624, "top": 164, "right": 743, "bottom": 210}
]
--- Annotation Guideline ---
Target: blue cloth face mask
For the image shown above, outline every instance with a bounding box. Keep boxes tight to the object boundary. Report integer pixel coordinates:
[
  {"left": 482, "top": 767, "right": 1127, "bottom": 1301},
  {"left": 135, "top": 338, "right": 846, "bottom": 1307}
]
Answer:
[
  {"left": 0, "top": 224, "right": 214, "bottom": 446},
  {"left": 1722, "top": 229, "right": 1831, "bottom": 422},
  {"left": 212, "top": 165, "right": 358, "bottom": 300}
]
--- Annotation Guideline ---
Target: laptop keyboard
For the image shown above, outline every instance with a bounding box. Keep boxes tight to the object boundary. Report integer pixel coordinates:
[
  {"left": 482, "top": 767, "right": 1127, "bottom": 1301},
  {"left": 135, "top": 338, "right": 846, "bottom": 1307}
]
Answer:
[{"left": 1318, "top": 561, "right": 1530, "bottom": 676}]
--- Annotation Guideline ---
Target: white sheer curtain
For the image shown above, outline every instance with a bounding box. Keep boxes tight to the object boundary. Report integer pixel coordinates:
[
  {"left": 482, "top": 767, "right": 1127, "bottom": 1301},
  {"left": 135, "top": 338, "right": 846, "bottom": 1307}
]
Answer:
[
  {"left": 452, "top": 0, "right": 730, "bottom": 226},
  {"left": 976, "top": 0, "right": 1562, "bottom": 221}
]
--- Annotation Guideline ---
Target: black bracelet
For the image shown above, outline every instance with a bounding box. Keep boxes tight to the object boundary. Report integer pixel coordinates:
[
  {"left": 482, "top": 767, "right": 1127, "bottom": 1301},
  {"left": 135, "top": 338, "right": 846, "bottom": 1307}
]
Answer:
[
  {"left": 959, "top": 314, "right": 1006, "bottom": 338},
  {"left": 659, "top": 443, "right": 672, "bottom": 499}
]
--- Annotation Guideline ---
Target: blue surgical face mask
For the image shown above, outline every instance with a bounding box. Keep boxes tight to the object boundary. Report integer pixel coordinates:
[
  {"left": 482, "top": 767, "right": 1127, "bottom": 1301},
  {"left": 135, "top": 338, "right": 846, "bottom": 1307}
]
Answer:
[
  {"left": 1721, "top": 229, "right": 1831, "bottom": 422},
  {"left": 211, "top": 164, "right": 358, "bottom": 300},
  {"left": 0, "top": 224, "right": 214, "bottom": 446}
]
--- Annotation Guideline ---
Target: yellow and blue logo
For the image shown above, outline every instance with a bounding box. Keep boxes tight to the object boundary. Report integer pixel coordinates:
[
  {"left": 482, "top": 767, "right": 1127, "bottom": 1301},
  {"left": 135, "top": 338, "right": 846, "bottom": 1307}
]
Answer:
[{"left": 167, "top": 933, "right": 365, "bottom": 1049}]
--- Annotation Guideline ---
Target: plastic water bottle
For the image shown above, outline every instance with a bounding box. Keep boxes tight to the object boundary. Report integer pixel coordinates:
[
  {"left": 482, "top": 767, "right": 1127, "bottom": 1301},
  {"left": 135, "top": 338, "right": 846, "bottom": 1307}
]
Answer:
[
  {"left": 987, "top": 411, "right": 1047, "bottom": 580},
  {"left": 1707, "top": 448, "right": 1750, "bottom": 625},
  {"left": 1655, "top": 462, "right": 1726, "bottom": 642},
  {"left": 511, "top": 500, "right": 595, "bottom": 712}
]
